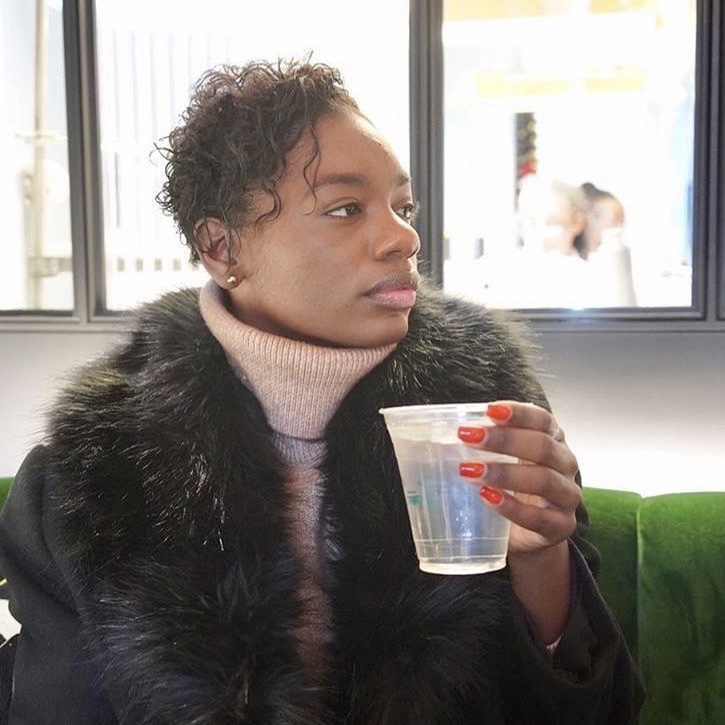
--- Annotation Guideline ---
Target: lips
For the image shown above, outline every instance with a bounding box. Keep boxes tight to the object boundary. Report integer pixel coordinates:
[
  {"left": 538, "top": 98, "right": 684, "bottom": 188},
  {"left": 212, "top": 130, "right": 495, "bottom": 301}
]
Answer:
[{"left": 366, "top": 271, "right": 420, "bottom": 308}]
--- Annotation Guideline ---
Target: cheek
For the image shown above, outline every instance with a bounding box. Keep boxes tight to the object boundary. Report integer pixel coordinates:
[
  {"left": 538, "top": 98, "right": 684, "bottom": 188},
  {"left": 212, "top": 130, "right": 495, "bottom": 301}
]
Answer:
[
  {"left": 254, "top": 229, "right": 362, "bottom": 306},
  {"left": 300, "top": 254, "right": 352, "bottom": 292}
]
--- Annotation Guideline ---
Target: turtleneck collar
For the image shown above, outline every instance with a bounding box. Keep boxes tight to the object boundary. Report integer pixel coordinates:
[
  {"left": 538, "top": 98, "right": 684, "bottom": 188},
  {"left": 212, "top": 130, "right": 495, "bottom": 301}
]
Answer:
[{"left": 199, "top": 280, "right": 395, "bottom": 440}]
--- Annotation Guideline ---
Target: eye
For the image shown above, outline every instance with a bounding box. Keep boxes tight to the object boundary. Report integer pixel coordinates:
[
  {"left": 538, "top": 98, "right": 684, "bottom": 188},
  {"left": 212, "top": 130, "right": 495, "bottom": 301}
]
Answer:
[
  {"left": 326, "top": 202, "right": 362, "bottom": 218},
  {"left": 397, "top": 201, "right": 420, "bottom": 224}
]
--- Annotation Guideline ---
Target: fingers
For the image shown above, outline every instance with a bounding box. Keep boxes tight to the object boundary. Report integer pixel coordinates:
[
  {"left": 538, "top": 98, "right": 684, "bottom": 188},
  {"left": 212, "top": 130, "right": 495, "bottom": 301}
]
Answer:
[
  {"left": 485, "top": 401, "right": 559, "bottom": 437},
  {"left": 479, "top": 426, "right": 578, "bottom": 477},
  {"left": 495, "top": 491, "right": 579, "bottom": 542},
  {"left": 456, "top": 401, "right": 581, "bottom": 547},
  {"left": 463, "top": 460, "right": 582, "bottom": 512},
  {"left": 458, "top": 402, "right": 578, "bottom": 478},
  {"left": 460, "top": 461, "right": 581, "bottom": 544}
]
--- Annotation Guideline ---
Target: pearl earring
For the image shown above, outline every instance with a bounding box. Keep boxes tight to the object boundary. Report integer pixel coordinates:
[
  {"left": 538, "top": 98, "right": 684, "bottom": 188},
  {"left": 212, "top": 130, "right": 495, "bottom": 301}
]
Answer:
[{"left": 226, "top": 275, "right": 238, "bottom": 286}]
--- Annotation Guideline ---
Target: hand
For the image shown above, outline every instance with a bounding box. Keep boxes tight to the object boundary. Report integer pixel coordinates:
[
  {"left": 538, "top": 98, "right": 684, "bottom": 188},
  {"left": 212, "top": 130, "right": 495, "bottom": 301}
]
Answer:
[
  {"left": 457, "top": 401, "right": 581, "bottom": 641},
  {"left": 457, "top": 400, "right": 581, "bottom": 556}
]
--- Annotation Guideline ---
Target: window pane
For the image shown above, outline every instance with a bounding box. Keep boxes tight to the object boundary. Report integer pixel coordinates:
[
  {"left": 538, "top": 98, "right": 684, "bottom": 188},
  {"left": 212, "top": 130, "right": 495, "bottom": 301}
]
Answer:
[
  {"left": 94, "top": 0, "right": 410, "bottom": 311},
  {"left": 442, "top": 0, "right": 696, "bottom": 310},
  {"left": 0, "top": 0, "right": 73, "bottom": 312}
]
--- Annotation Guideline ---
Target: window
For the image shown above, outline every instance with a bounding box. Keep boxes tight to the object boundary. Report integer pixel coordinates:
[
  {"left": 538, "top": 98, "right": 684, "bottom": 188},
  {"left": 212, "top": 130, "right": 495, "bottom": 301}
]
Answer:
[
  {"left": 92, "top": 0, "right": 410, "bottom": 311},
  {"left": 441, "top": 0, "right": 697, "bottom": 312},
  {"left": 1, "top": 0, "right": 73, "bottom": 312},
  {"left": 1, "top": 0, "right": 409, "bottom": 318},
  {"left": 411, "top": 0, "right": 723, "bottom": 328},
  {"left": 2, "top": 0, "right": 723, "bottom": 328}
]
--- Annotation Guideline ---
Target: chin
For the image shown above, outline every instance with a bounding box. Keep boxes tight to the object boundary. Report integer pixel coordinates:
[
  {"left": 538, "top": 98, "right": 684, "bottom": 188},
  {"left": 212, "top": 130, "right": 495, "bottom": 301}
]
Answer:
[
  {"left": 358, "top": 317, "right": 411, "bottom": 348},
  {"left": 314, "top": 311, "right": 411, "bottom": 348}
]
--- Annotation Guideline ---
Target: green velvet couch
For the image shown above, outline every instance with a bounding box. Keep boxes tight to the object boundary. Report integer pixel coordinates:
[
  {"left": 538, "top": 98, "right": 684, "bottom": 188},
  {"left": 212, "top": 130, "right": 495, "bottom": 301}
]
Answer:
[
  {"left": 583, "top": 487, "right": 725, "bottom": 725},
  {"left": 0, "top": 478, "right": 723, "bottom": 723},
  {"left": 0, "top": 480, "right": 9, "bottom": 510}
]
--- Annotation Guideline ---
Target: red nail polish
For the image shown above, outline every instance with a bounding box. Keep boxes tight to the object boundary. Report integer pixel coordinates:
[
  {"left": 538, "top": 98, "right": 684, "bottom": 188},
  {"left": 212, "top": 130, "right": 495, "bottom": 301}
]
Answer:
[
  {"left": 459, "top": 462, "right": 486, "bottom": 478},
  {"left": 487, "top": 404, "right": 511, "bottom": 422},
  {"left": 481, "top": 486, "right": 504, "bottom": 505},
  {"left": 458, "top": 426, "right": 486, "bottom": 444}
]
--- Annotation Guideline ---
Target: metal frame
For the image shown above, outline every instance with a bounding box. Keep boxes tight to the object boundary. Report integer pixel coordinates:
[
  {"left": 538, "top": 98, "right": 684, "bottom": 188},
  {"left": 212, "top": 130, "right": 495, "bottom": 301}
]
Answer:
[
  {"left": 409, "top": 0, "right": 444, "bottom": 286},
  {"left": 1, "top": 0, "right": 116, "bottom": 331},
  {"left": 2, "top": 0, "right": 724, "bottom": 332},
  {"left": 713, "top": 0, "right": 725, "bottom": 321},
  {"left": 65, "top": 0, "right": 89, "bottom": 324},
  {"left": 67, "top": 0, "right": 109, "bottom": 323}
]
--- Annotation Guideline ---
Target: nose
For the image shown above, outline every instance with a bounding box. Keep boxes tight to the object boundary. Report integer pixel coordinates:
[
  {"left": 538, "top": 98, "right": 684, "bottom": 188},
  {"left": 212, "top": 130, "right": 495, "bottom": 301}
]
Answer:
[{"left": 372, "top": 212, "right": 421, "bottom": 260}]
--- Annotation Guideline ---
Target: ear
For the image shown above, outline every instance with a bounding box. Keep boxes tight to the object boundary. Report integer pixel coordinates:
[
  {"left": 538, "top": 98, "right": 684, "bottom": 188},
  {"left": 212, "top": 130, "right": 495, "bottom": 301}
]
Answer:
[
  {"left": 193, "top": 217, "right": 234, "bottom": 262},
  {"left": 193, "top": 218, "right": 239, "bottom": 276}
]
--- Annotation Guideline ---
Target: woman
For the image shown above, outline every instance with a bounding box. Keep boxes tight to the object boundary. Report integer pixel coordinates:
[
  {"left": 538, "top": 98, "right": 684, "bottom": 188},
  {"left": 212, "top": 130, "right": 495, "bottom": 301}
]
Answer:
[{"left": 0, "top": 59, "right": 642, "bottom": 724}]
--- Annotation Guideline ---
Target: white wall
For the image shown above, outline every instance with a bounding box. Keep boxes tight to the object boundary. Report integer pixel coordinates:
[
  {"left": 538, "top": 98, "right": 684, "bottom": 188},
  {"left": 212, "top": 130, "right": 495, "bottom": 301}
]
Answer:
[
  {"left": 1, "top": 326, "right": 724, "bottom": 496},
  {"left": 538, "top": 330, "right": 725, "bottom": 496},
  {"left": 0, "top": 330, "right": 121, "bottom": 475}
]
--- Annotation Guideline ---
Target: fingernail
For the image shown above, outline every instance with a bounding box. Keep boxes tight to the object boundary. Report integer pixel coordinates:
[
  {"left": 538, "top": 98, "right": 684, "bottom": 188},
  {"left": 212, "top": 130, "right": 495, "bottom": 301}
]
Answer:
[
  {"left": 480, "top": 486, "right": 504, "bottom": 505},
  {"left": 459, "top": 462, "right": 486, "bottom": 478},
  {"left": 458, "top": 426, "right": 486, "bottom": 443},
  {"left": 487, "top": 404, "right": 511, "bottom": 422}
]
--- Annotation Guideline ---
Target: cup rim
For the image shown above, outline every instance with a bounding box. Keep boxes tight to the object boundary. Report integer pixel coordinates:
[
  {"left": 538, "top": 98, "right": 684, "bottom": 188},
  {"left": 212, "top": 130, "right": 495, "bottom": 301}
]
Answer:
[{"left": 379, "top": 402, "right": 491, "bottom": 419}]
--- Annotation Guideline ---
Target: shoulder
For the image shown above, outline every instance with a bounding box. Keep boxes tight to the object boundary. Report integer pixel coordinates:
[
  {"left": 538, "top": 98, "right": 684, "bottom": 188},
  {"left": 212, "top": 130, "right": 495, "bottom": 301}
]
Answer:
[
  {"left": 50, "top": 287, "right": 206, "bottom": 389},
  {"left": 112, "top": 286, "right": 210, "bottom": 371},
  {"left": 34, "top": 289, "right": 248, "bottom": 573},
  {"left": 390, "top": 280, "right": 546, "bottom": 405},
  {"left": 47, "top": 288, "right": 221, "bottom": 440},
  {"left": 42, "top": 287, "right": 237, "bottom": 510},
  {"left": 410, "top": 281, "right": 538, "bottom": 361}
]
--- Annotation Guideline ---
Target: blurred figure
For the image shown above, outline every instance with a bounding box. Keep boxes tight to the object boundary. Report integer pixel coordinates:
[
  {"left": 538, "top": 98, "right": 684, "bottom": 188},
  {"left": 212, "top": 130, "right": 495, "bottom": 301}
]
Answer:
[
  {"left": 485, "top": 175, "right": 636, "bottom": 309},
  {"left": 580, "top": 182, "right": 637, "bottom": 306},
  {"left": 580, "top": 182, "right": 626, "bottom": 258},
  {"left": 486, "top": 176, "right": 590, "bottom": 308},
  {"left": 516, "top": 176, "right": 587, "bottom": 258}
]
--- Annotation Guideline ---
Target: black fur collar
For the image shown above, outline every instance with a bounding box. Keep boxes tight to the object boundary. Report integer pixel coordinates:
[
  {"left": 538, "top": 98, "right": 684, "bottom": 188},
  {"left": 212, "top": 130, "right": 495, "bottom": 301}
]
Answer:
[{"left": 47, "top": 283, "right": 545, "bottom": 724}]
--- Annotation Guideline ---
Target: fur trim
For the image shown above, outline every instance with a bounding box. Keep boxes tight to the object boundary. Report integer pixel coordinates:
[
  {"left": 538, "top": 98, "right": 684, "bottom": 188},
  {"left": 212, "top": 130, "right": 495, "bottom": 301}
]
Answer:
[{"left": 45, "top": 283, "right": 546, "bottom": 724}]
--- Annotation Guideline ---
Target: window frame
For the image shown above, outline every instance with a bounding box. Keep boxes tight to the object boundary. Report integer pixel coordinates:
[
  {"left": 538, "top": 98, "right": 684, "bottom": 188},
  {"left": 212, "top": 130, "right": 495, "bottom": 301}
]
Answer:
[
  {"left": 0, "top": 0, "right": 117, "bottom": 331},
  {"left": 411, "top": 0, "right": 725, "bottom": 333},
  {"left": 1, "top": 0, "right": 723, "bottom": 332}
]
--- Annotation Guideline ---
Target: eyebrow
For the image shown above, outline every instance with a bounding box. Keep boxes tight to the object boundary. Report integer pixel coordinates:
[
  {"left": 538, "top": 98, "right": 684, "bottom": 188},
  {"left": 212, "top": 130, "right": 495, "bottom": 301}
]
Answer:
[{"left": 308, "top": 171, "right": 411, "bottom": 194}]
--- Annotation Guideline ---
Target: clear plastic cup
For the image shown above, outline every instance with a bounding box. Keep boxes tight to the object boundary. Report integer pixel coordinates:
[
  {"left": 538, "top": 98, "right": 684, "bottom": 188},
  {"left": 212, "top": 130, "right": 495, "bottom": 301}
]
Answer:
[{"left": 379, "top": 403, "right": 516, "bottom": 575}]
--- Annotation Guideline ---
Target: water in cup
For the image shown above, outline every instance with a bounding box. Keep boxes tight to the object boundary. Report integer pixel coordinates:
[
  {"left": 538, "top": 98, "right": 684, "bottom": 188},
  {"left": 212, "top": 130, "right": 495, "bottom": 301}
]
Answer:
[{"left": 380, "top": 403, "right": 516, "bottom": 575}]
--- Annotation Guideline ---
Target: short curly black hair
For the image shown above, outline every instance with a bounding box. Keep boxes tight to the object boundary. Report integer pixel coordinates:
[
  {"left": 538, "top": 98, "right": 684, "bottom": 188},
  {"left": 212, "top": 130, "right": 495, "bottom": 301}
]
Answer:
[{"left": 155, "top": 58, "right": 361, "bottom": 262}]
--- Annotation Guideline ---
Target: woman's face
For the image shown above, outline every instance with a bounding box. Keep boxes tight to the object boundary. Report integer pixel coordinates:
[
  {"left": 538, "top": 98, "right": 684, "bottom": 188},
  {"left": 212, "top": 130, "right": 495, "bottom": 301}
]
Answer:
[
  {"left": 227, "top": 111, "right": 420, "bottom": 348},
  {"left": 519, "top": 189, "right": 584, "bottom": 256}
]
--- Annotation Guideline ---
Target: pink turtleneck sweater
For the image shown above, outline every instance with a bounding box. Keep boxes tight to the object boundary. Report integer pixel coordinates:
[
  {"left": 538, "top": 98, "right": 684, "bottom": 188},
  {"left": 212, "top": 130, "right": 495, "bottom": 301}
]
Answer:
[{"left": 199, "top": 281, "right": 395, "bottom": 671}]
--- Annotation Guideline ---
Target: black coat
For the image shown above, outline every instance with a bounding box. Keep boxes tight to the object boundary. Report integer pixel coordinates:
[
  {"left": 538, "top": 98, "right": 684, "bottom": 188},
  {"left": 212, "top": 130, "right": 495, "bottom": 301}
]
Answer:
[{"left": 0, "top": 285, "right": 642, "bottom": 724}]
